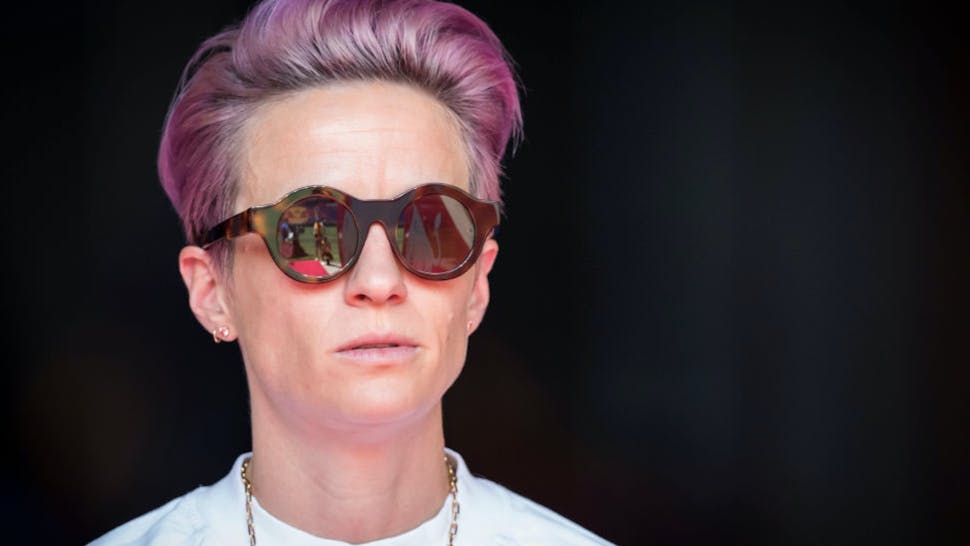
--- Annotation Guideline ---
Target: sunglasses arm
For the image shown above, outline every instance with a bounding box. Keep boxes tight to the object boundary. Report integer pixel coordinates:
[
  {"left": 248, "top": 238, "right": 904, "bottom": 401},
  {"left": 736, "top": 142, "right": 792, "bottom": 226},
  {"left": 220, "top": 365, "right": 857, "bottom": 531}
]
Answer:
[{"left": 199, "top": 210, "right": 254, "bottom": 249}]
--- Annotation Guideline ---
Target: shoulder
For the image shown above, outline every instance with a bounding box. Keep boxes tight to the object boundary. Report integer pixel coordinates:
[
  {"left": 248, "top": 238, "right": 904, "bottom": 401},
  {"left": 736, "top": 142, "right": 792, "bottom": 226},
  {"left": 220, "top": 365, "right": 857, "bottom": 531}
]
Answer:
[
  {"left": 89, "top": 453, "right": 249, "bottom": 546},
  {"left": 87, "top": 488, "right": 209, "bottom": 546},
  {"left": 468, "top": 475, "right": 614, "bottom": 545},
  {"left": 449, "top": 450, "right": 613, "bottom": 546}
]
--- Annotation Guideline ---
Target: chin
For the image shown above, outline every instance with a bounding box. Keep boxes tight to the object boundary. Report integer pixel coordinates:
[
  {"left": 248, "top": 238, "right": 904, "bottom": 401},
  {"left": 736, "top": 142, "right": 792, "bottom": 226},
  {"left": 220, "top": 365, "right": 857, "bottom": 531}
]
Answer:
[{"left": 328, "top": 383, "right": 440, "bottom": 430}]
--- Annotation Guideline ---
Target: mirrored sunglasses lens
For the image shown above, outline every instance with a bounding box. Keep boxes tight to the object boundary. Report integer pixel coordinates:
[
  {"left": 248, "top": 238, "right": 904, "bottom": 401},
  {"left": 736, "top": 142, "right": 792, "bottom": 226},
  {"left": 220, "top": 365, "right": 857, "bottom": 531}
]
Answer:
[
  {"left": 397, "top": 194, "right": 475, "bottom": 275},
  {"left": 276, "top": 195, "right": 358, "bottom": 279}
]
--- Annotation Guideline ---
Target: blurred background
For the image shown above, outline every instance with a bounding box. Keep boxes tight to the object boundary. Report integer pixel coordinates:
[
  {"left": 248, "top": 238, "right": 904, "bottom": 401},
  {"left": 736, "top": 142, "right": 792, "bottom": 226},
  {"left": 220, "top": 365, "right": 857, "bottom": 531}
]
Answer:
[{"left": 3, "top": 1, "right": 967, "bottom": 544}]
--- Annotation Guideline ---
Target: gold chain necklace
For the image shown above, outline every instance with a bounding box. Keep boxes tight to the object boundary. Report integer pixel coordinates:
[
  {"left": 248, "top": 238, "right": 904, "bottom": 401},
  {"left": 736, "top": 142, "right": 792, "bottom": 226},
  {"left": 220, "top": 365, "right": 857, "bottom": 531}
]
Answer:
[{"left": 240, "top": 454, "right": 460, "bottom": 546}]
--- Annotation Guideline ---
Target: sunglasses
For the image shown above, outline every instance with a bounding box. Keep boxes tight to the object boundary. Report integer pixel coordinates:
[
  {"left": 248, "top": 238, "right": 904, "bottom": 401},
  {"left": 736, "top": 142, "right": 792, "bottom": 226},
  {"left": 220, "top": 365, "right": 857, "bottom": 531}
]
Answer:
[{"left": 200, "top": 183, "right": 500, "bottom": 283}]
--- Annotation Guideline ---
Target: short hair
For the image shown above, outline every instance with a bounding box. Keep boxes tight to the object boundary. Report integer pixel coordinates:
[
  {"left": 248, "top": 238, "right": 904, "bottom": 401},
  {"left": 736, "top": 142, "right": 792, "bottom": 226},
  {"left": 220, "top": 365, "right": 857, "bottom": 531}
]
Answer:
[{"left": 158, "top": 0, "right": 522, "bottom": 257}]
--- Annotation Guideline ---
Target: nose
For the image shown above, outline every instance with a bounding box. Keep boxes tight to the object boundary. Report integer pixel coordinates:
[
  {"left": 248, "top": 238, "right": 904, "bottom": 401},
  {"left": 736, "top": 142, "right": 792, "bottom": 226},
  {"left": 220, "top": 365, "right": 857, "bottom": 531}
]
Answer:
[{"left": 344, "top": 223, "right": 407, "bottom": 305}]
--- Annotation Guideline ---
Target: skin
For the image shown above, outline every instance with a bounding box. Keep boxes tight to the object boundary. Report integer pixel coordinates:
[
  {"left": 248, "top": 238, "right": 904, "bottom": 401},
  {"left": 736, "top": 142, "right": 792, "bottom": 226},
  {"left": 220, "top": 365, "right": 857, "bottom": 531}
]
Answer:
[{"left": 178, "top": 81, "right": 498, "bottom": 542}]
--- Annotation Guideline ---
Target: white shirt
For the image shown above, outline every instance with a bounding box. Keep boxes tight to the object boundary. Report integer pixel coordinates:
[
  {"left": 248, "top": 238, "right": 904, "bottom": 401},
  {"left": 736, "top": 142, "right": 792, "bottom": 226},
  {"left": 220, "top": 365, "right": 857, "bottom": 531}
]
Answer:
[{"left": 90, "top": 449, "right": 614, "bottom": 545}]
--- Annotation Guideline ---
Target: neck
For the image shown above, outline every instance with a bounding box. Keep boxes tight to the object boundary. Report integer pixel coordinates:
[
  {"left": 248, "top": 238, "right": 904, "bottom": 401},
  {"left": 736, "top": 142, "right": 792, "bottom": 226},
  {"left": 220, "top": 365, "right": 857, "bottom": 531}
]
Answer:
[{"left": 248, "top": 398, "right": 451, "bottom": 543}]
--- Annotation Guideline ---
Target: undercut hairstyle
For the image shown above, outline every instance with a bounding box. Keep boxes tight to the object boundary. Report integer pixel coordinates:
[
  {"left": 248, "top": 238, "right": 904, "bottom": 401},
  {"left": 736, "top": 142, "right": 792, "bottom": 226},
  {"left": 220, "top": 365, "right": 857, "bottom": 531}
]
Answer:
[{"left": 158, "top": 0, "right": 522, "bottom": 266}]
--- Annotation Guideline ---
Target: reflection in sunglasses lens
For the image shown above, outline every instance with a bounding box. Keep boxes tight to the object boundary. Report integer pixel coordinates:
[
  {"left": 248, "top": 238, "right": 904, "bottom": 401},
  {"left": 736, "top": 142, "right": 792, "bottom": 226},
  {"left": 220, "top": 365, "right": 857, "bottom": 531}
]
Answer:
[
  {"left": 277, "top": 196, "right": 358, "bottom": 278},
  {"left": 398, "top": 195, "right": 475, "bottom": 274}
]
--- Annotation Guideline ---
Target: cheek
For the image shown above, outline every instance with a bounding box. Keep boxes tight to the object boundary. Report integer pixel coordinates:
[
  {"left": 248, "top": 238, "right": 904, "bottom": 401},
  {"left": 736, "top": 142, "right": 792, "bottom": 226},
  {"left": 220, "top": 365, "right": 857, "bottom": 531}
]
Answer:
[
  {"left": 226, "top": 239, "right": 319, "bottom": 346},
  {"left": 225, "top": 241, "right": 344, "bottom": 398},
  {"left": 226, "top": 239, "right": 277, "bottom": 319},
  {"left": 421, "top": 281, "right": 473, "bottom": 361}
]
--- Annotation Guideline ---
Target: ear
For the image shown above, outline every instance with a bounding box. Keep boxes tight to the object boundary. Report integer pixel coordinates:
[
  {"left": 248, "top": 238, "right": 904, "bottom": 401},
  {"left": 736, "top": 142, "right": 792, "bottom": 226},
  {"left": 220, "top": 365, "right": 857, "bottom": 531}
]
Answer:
[
  {"left": 466, "top": 238, "right": 498, "bottom": 335},
  {"left": 178, "top": 246, "right": 236, "bottom": 341}
]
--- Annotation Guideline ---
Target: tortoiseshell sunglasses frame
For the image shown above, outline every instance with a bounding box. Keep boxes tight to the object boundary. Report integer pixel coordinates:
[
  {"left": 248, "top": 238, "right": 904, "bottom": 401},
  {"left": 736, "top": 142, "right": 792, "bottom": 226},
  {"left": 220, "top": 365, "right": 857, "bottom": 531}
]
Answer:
[{"left": 199, "top": 183, "right": 500, "bottom": 283}]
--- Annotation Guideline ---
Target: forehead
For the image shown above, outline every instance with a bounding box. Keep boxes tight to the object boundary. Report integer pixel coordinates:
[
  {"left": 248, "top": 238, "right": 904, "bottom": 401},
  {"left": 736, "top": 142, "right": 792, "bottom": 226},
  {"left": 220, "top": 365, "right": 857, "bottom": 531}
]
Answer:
[{"left": 236, "top": 81, "right": 469, "bottom": 209}]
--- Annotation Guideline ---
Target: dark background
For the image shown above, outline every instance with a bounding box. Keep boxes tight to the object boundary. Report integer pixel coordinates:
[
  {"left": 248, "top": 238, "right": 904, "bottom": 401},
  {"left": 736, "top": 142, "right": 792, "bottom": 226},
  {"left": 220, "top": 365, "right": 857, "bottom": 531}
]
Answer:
[{"left": 3, "top": 1, "right": 967, "bottom": 545}]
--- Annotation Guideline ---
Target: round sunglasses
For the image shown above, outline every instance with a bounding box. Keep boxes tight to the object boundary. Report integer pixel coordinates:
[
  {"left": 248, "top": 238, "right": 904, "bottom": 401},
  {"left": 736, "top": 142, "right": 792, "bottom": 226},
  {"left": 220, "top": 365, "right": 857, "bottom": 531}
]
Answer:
[{"left": 200, "top": 184, "right": 500, "bottom": 283}]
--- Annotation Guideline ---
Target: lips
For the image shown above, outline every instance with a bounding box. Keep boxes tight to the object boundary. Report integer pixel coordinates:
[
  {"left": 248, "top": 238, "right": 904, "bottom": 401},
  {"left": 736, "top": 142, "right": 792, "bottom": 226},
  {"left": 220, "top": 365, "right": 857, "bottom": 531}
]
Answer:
[
  {"left": 335, "top": 334, "right": 419, "bottom": 364},
  {"left": 336, "top": 334, "right": 417, "bottom": 352},
  {"left": 354, "top": 343, "right": 399, "bottom": 349}
]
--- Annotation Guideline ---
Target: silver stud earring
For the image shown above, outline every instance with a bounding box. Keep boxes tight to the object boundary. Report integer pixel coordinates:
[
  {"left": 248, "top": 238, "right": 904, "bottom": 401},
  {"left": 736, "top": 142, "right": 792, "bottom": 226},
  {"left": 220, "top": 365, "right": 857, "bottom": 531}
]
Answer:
[{"left": 212, "top": 325, "right": 231, "bottom": 343}]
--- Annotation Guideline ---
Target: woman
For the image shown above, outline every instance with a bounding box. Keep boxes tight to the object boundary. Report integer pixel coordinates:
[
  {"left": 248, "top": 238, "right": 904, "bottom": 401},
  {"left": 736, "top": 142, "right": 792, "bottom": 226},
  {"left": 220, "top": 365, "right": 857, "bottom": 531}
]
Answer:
[{"left": 91, "top": 0, "right": 611, "bottom": 544}]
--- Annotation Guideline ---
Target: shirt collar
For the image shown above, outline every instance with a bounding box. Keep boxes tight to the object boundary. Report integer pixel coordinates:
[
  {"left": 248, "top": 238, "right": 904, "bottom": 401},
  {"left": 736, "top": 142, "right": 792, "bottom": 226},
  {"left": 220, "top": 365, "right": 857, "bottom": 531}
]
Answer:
[{"left": 196, "top": 449, "right": 475, "bottom": 545}]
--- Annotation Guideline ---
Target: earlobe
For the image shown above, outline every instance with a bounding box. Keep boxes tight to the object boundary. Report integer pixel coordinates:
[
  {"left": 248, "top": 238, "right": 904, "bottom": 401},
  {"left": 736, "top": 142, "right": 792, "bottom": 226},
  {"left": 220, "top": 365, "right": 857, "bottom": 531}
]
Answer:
[
  {"left": 466, "top": 239, "right": 498, "bottom": 334},
  {"left": 178, "top": 246, "right": 236, "bottom": 341}
]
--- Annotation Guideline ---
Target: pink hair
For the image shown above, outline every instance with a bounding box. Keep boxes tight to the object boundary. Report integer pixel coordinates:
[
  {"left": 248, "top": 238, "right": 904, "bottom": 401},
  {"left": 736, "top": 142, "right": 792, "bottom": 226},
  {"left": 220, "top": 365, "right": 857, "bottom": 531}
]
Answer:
[{"left": 158, "top": 0, "right": 522, "bottom": 252}]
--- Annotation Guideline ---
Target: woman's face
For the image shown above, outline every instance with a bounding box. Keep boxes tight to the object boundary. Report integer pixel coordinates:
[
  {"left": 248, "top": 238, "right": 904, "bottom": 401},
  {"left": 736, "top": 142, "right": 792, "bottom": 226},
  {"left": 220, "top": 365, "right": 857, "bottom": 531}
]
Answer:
[{"left": 223, "top": 81, "right": 497, "bottom": 432}]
